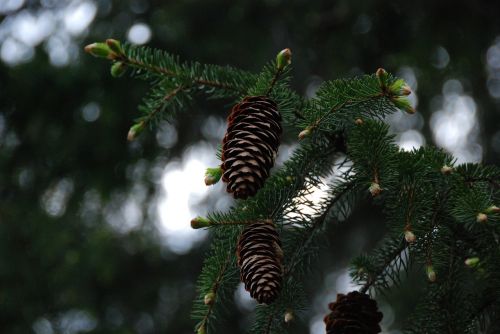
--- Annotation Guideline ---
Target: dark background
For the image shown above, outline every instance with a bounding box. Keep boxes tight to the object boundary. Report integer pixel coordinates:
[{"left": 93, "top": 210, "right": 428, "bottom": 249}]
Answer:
[{"left": 1, "top": 0, "right": 499, "bottom": 333}]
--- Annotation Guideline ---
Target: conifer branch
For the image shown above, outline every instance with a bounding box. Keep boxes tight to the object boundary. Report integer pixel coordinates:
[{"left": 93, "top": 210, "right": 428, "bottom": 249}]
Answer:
[
  {"left": 117, "top": 53, "right": 245, "bottom": 93},
  {"left": 263, "top": 308, "right": 275, "bottom": 334},
  {"left": 310, "top": 95, "right": 381, "bottom": 131},
  {"left": 265, "top": 67, "right": 284, "bottom": 97},
  {"left": 258, "top": 181, "right": 356, "bottom": 333},
  {"left": 196, "top": 252, "right": 232, "bottom": 334},
  {"left": 86, "top": 41, "right": 500, "bottom": 332},
  {"left": 359, "top": 242, "right": 408, "bottom": 294},
  {"left": 284, "top": 182, "right": 355, "bottom": 277},
  {"left": 266, "top": 48, "right": 292, "bottom": 96},
  {"left": 464, "top": 176, "right": 500, "bottom": 190},
  {"left": 140, "top": 84, "right": 188, "bottom": 126}
]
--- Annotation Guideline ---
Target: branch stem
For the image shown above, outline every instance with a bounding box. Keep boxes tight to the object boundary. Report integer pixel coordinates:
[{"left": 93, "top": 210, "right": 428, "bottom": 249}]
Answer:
[
  {"left": 262, "top": 181, "right": 355, "bottom": 334},
  {"left": 359, "top": 242, "right": 407, "bottom": 294},
  {"left": 309, "top": 93, "right": 384, "bottom": 132},
  {"left": 119, "top": 55, "right": 244, "bottom": 93},
  {"left": 266, "top": 67, "right": 284, "bottom": 96},
  {"left": 197, "top": 252, "right": 233, "bottom": 333},
  {"left": 141, "top": 85, "right": 186, "bottom": 125}
]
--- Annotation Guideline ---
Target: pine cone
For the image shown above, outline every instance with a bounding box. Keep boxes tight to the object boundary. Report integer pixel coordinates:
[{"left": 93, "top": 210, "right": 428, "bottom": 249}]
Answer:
[
  {"left": 237, "top": 220, "right": 283, "bottom": 304},
  {"left": 324, "top": 291, "right": 383, "bottom": 334},
  {"left": 221, "top": 96, "right": 282, "bottom": 199}
]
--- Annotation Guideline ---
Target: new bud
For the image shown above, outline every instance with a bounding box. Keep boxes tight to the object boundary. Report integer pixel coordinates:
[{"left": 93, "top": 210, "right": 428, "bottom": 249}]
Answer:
[
  {"left": 476, "top": 212, "right": 488, "bottom": 223},
  {"left": 276, "top": 48, "right": 292, "bottom": 70},
  {"left": 376, "top": 68, "right": 388, "bottom": 89},
  {"left": 388, "top": 78, "right": 412, "bottom": 96},
  {"left": 404, "top": 230, "right": 416, "bottom": 243},
  {"left": 191, "top": 216, "right": 212, "bottom": 229},
  {"left": 298, "top": 127, "right": 311, "bottom": 140},
  {"left": 485, "top": 205, "right": 500, "bottom": 214},
  {"left": 204, "top": 292, "right": 216, "bottom": 305},
  {"left": 197, "top": 325, "right": 206, "bottom": 334},
  {"left": 426, "top": 265, "right": 436, "bottom": 282},
  {"left": 401, "top": 85, "right": 412, "bottom": 96},
  {"left": 369, "top": 182, "right": 382, "bottom": 197},
  {"left": 284, "top": 309, "right": 294, "bottom": 324},
  {"left": 110, "top": 61, "right": 127, "bottom": 78},
  {"left": 465, "top": 257, "right": 480, "bottom": 268},
  {"left": 440, "top": 165, "right": 454, "bottom": 175},
  {"left": 205, "top": 167, "right": 222, "bottom": 186},
  {"left": 84, "top": 42, "right": 115, "bottom": 59},
  {"left": 105, "top": 39, "right": 123, "bottom": 56},
  {"left": 391, "top": 96, "right": 415, "bottom": 114},
  {"left": 127, "top": 121, "right": 145, "bottom": 141}
]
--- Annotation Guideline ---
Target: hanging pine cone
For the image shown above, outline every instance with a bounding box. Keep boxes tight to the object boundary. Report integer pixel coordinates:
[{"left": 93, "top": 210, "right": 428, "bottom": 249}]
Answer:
[
  {"left": 221, "top": 96, "right": 282, "bottom": 199},
  {"left": 324, "top": 291, "right": 383, "bottom": 334},
  {"left": 237, "top": 220, "right": 283, "bottom": 304}
]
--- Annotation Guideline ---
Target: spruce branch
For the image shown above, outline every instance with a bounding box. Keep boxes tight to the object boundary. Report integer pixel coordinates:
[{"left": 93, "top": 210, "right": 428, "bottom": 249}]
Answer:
[
  {"left": 265, "top": 48, "right": 292, "bottom": 96},
  {"left": 196, "top": 252, "right": 232, "bottom": 334},
  {"left": 284, "top": 181, "right": 356, "bottom": 277},
  {"left": 191, "top": 226, "right": 242, "bottom": 334},
  {"left": 304, "top": 94, "right": 379, "bottom": 136},
  {"left": 135, "top": 83, "right": 188, "bottom": 131},
  {"left": 86, "top": 40, "right": 500, "bottom": 332},
  {"left": 117, "top": 45, "right": 247, "bottom": 94},
  {"left": 358, "top": 241, "right": 408, "bottom": 294},
  {"left": 253, "top": 181, "right": 357, "bottom": 334}
]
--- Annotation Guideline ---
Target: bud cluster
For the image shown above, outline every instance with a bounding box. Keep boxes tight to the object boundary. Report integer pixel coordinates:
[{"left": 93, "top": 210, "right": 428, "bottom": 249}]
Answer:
[
  {"left": 375, "top": 67, "right": 415, "bottom": 114},
  {"left": 84, "top": 39, "right": 124, "bottom": 60},
  {"left": 85, "top": 39, "right": 129, "bottom": 79}
]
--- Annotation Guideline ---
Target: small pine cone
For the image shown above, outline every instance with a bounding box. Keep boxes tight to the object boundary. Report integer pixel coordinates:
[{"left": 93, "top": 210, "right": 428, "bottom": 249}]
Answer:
[
  {"left": 221, "top": 96, "right": 282, "bottom": 199},
  {"left": 237, "top": 220, "right": 283, "bottom": 304},
  {"left": 324, "top": 291, "right": 383, "bottom": 334}
]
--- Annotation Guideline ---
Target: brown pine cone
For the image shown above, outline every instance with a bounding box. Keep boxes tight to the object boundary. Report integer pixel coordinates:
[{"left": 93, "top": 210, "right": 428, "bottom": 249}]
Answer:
[
  {"left": 237, "top": 220, "right": 283, "bottom": 304},
  {"left": 221, "top": 96, "right": 282, "bottom": 199},
  {"left": 324, "top": 291, "right": 383, "bottom": 334}
]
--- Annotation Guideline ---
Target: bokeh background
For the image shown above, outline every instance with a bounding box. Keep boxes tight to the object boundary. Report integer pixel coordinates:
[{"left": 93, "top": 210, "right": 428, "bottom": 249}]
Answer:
[{"left": 1, "top": 0, "right": 500, "bottom": 333}]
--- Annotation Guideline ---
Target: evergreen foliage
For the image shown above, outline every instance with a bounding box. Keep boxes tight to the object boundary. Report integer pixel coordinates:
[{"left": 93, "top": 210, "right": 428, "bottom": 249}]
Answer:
[{"left": 86, "top": 40, "right": 500, "bottom": 333}]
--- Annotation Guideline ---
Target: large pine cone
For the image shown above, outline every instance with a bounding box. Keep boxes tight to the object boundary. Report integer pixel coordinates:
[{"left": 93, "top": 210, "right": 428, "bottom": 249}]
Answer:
[
  {"left": 221, "top": 96, "right": 282, "bottom": 199},
  {"left": 324, "top": 291, "right": 383, "bottom": 334},
  {"left": 237, "top": 220, "right": 283, "bottom": 304}
]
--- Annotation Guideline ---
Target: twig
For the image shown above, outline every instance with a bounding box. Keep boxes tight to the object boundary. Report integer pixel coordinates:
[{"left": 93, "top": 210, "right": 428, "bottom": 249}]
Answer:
[
  {"left": 266, "top": 68, "right": 284, "bottom": 96},
  {"left": 360, "top": 188, "right": 448, "bottom": 294},
  {"left": 142, "top": 85, "right": 187, "bottom": 125},
  {"left": 359, "top": 242, "right": 407, "bottom": 294},
  {"left": 197, "top": 252, "right": 233, "bottom": 332},
  {"left": 261, "top": 182, "right": 355, "bottom": 334},
  {"left": 308, "top": 93, "right": 383, "bottom": 132},
  {"left": 119, "top": 55, "right": 244, "bottom": 93},
  {"left": 284, "top": 182, "right": 355, "bottom": 277}
]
